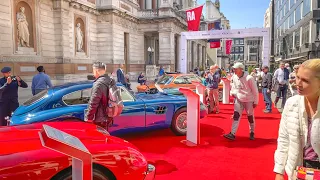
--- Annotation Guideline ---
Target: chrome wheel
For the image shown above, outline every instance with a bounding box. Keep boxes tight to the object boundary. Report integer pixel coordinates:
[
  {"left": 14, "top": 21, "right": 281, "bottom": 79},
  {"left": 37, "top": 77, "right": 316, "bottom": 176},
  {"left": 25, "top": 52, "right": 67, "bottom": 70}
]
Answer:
[{"left": 176, "top": 112, "right": 187, "bottom": 133}]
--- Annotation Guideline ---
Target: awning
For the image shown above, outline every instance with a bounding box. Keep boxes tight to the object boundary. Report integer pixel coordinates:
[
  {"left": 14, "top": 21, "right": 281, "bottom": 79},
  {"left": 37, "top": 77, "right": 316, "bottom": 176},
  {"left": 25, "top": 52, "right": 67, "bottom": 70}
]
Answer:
[{"left": 275, "top": 56, "right": 307, "bottom": 62}]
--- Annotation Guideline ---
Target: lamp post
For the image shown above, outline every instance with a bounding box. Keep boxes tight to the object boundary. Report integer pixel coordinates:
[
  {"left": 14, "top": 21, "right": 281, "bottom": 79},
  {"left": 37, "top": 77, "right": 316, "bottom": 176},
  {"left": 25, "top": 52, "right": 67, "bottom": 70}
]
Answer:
[{"left": 147, "top": 47, "right": 154, "bottom": 65}]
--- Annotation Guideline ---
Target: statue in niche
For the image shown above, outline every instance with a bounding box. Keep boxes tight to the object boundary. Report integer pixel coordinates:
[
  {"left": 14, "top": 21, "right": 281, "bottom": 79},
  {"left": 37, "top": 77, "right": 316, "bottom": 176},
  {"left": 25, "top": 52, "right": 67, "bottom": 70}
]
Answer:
[
  {"left": 75, "top": 23, "right": 84, "bottom": 52},
  {"left": 17, "top": 7, "right": 30, "bottom": 47}
]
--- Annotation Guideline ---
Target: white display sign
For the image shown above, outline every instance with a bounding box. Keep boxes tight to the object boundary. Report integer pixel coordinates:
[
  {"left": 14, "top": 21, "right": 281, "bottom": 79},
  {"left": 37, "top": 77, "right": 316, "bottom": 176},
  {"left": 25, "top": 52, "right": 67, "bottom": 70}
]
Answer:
[
  {"left": 78, "top": 66, "right": 87, "bottom": 71},
  {"left": 179, "top": 28, "right": 270, "bottom": 73},
  {"left": 20, "top": 66, "right": 36, "bottom": 72}
]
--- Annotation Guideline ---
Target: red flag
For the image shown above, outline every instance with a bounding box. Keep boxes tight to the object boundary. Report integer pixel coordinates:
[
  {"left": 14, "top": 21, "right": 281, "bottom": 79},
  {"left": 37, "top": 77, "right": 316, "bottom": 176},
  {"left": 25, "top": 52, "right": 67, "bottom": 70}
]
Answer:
[
  {"left": 225, "top": 40, "right": 233, "bottom": 54},
  {"left": 210, "top": 41, "right": 220, "bottom": 48},
  {"left": 186, "top": 5, "right": 204, "bottom": 31}
]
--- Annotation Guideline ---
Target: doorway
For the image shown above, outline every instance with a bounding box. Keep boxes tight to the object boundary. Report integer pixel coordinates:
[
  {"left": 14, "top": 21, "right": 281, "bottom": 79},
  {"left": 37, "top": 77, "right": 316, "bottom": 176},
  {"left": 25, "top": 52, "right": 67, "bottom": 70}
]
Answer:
[{"left": 124, "top": 32, "right": 129, "bottom": 73}]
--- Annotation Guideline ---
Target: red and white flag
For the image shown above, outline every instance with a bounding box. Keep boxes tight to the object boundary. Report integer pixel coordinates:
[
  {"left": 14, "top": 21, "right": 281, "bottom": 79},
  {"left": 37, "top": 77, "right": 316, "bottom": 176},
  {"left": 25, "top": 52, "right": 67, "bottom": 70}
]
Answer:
[
  {"left": 225, "top": 40, "right": 233, "bottom": 54},
  {"left": 186, "top": 5, "right": 204, "bottom": 31}
]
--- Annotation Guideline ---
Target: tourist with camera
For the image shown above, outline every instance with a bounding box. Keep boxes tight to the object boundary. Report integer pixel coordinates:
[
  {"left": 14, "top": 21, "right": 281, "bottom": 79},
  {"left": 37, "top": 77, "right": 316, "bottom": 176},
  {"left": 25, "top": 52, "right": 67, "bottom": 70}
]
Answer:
[{"left": 0, "top": 67, "right": 28, "bottom": 126}]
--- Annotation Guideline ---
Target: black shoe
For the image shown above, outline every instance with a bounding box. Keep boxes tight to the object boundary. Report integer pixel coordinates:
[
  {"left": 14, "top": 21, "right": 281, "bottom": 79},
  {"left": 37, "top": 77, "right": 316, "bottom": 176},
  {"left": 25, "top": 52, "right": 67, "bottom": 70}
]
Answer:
[
  {"left": 250, "top": 132, "right": 255, "bottom": 140},
  {"left": 223, "top": 133, "right": 235, "bottom": 140}
]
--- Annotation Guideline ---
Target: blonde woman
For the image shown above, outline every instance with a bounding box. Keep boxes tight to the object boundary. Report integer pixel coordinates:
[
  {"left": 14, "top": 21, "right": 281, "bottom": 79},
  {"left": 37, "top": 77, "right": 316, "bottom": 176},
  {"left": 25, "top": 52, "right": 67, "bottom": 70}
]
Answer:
[{"left": 274, "top": 59, "right": 320, "bottom": 180}]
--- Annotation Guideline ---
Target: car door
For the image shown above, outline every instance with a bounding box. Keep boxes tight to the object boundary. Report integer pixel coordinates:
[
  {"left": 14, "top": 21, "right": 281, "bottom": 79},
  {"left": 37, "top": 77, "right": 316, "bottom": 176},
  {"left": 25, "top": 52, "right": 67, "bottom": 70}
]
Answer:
[
  {"left": 144, "top": 102, "right": 175, "bottom": 128},
  {"left": 108, "top": 87, "right": 145, "bottom": 134}
]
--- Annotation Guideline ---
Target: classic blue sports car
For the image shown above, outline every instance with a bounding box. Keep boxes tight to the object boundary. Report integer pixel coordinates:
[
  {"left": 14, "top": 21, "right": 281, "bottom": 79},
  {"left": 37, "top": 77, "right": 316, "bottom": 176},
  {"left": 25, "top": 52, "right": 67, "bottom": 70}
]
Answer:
[{"left": 9, "top": 81, "right": 207, "bottom": 136}]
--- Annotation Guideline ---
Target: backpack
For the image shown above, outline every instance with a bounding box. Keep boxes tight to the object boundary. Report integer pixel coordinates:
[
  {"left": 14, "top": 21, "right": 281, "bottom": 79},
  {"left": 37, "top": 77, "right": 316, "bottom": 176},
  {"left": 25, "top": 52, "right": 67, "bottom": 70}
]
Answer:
[{"left": 104, "top": 77, "right": 124, "bottom": 118}]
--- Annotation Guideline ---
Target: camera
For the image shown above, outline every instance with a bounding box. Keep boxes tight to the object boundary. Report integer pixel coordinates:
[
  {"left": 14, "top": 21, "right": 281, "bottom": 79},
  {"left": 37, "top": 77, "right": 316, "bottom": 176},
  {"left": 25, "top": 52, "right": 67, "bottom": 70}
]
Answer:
[{"left": 9, "top": 76, "right": 17, "bottom": 81}]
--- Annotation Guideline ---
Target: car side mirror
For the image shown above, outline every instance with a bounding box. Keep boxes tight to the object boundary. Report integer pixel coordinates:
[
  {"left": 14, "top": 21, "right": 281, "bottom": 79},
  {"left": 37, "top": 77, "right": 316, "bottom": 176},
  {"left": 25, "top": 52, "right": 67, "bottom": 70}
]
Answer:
[{"left": 87, "top": 75, "right": 95, "bottom": 80}]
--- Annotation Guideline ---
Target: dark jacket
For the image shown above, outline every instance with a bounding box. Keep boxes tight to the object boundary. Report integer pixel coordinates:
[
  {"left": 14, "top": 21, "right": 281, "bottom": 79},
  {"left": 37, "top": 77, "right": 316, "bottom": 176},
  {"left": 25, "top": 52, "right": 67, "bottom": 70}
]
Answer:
[
  {"left": 85, "top": 74, "right": 113, "bottom": 123},
  {"left": 262, "top": 72, "right": 273, "bottom": 90},
  {"left": 116, "top": 69, "right": 125, "bottom": 84},
  {"left": 0, "top": 76, "right": 28, "bottom": 103}
]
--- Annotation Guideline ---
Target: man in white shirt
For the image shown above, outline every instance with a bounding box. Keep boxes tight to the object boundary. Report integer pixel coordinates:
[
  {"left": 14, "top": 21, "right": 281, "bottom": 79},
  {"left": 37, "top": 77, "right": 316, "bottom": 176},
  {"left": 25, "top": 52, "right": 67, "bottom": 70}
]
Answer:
[
  {"left": 273, "top": 62, "right": 290, "bottom": 109},
  {"left": 223, "top": 62, "right": 259, "bottom": 141}
]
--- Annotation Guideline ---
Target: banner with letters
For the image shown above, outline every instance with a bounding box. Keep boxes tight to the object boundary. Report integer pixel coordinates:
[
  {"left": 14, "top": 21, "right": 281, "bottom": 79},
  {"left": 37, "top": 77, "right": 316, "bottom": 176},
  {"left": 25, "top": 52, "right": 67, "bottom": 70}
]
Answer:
[
  {"left": 186, "top": 5, "right": 204, "bottom": 31},
  {"left": 208, "top": 39, "right": 221, "bottom": 48},
  {"left": 225, "top": 39, "right": 233, "bottom": 54}
]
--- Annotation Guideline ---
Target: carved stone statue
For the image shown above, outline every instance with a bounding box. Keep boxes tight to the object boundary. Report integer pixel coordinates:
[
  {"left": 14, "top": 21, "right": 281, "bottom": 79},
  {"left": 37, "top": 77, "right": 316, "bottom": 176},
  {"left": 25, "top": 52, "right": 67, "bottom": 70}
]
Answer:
[
  {"left": 75, "top": 23, "right": 84, "bottom": 52},
  {"left": 17, "top": 7, "right": 30, "bottom": 47}
]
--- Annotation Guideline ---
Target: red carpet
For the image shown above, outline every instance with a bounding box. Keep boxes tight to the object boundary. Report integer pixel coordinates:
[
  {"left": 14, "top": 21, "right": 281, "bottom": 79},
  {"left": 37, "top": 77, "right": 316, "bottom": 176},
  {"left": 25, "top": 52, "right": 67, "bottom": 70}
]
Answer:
[{"left": 121, "top": 94, "right": 281, "bottom": 180}]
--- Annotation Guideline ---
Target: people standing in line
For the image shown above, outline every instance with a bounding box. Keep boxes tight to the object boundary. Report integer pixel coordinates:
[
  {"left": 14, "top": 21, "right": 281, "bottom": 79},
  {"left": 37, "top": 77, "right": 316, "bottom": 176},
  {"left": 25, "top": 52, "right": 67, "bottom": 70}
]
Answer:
[
  {"left": 273, "top": 62, "right": 290, "bottom": 109},
  {"left": 138, "top": 72, "right": 147, "bottom": 85},
  {"left": 31, "top": 66, "right": 52, "bottom": 95},
  {"left": 116, "top": 64, "right": 126, "bottom": 87},
  {"left": 288, "top": 65, "right": 299, "bottom": 96},
  {"left": 0, "top": 67, "right": 28, "bottom": 126},
  {"left": 261, "top": 66, "right": 273, "bottom": 113},
  {"left": 85, "top": 62, "right": 112, "bottom": 129},
  {"left": 206, "top": 65, "right": 220, "bottom": 114},
  {"left": 223, "top": 62, "right": 259, "bottom": 141},
  {"left": 274, "top": 59, "right": 320, "bottom": 180}
]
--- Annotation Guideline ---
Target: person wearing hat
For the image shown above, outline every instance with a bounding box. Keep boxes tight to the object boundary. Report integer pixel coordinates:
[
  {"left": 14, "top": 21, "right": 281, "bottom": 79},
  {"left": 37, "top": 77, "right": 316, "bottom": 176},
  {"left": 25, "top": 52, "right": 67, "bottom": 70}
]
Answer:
[
  {"left": 223, "top": 62, "right": 259, "bottom": 141},
  {"left": 31, "top": 66, "right": 52, "bottom": 95},
  {"left": 261, "top": 65, "right": 273, "bottom": 113},
  {"left": 0, "top": 66, "right": 28, "bottom": 126}
]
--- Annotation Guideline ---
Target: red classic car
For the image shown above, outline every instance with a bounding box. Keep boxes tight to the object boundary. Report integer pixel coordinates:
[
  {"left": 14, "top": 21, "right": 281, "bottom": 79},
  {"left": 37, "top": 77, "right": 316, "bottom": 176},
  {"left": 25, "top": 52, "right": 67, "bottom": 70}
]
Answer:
[{"left": 0, "top": 121, "right": 155, "bottom": 180}]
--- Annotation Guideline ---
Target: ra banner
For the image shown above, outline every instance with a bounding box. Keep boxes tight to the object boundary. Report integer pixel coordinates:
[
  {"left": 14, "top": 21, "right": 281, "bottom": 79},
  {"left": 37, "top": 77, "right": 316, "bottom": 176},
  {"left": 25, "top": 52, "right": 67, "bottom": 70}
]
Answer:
[
  {"left": 225, "top": 39, "right": 233, "bottom": 54},
  {"left": 208, "top": 39, "right": 221, "bottom": 48},
  {"left": 186, "top": 5, "right": 204, "bottom": 31}
]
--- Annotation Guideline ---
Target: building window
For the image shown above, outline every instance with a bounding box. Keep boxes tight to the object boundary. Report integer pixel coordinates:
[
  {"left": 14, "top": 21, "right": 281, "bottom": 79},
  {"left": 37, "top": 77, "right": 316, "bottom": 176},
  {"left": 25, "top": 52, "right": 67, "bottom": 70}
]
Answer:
[
  {"left": 318, "top": 0, "right": 320, "bottom": 8},
  {"left": 285, "top": 2, "right": 289, "bottom": 15},
  {"left": 240, "top": 39, "right": 244, "bottom": 45},
  {"left": 235, "top": 47, "right": 239, "bottom": 52},
  {"left": 289, "top": 12, "right": 294, "bottom": 27},
  {"left": 288, "top": 34, "right": 293, "bottom": 50},
  {"left": 295, "top": 3, "right": 302, "bottom": 23},
  {"left": 232, "top": 47, "right": 235, "bottom": 53},
  {"left": 240, "top": 46, "right": 244, "bottom": 52},
  {"left": 235, "top": 40, "right": 239, "bottom": 45},
  {"left": 295, "top": 29, "right": 300, "bottom": 47},
  {"left": 249, "top": 47, "right": 258, "bottom": 53},
  {"left": 316, "top": 20, "right": 320, "bottom": 40},
  {"left": 249, "top": 55, "right": 257, "bottom": 61},
  {"left": 290, "top": 0, "right": 295, "bottom": 8},
  {"left": 303, "top": 0, "right": 311, "bottom": 17},
  {"left": 302, "top": 23, "right": 310, "bottom": 44}
]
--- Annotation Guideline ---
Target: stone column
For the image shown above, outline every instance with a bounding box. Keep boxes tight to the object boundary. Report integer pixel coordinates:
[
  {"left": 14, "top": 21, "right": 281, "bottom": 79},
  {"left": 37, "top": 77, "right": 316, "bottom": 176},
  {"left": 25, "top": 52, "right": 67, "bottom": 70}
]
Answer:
[
  {"left": 159, "top": 31, "right": 174, "bottom": 71},
  {"left": 192, "top": 41, "right": 197, "bottom": 69},
  {"left": 198, "top": 44, "right": 202, "bottom": 68},
  {"left": 176, "top": 35, "right": 181, "bottom": 72}
]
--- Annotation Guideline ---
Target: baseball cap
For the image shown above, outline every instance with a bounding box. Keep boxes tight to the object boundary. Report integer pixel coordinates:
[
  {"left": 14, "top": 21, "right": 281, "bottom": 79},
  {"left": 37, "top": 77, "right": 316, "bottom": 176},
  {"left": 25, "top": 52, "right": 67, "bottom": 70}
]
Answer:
[
  {"left": 1, "top": 67, "right": 11, "bottom": 73},
  {"left": 232, "top": 62, "right": 245, "bottom": 69}
]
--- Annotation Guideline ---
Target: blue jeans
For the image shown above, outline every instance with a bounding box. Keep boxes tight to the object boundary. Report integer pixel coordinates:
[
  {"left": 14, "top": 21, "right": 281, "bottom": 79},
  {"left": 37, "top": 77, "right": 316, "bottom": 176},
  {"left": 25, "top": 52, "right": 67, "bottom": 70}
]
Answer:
[
  {"left": 275, "top": 84, "right": 288, "bottom": 109},
  {"left": 262, "top": 88, "right": 272, "bottom": 111}
]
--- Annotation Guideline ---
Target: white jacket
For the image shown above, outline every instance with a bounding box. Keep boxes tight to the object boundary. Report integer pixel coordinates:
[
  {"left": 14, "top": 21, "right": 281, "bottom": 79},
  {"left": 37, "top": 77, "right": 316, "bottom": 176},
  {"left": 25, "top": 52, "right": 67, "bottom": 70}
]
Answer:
[
  {"left": 230, "top": 72, "right": 259, "bottom": 105},
  {"left": 274, "top": 95, "right": 320, "bottom": 179}
]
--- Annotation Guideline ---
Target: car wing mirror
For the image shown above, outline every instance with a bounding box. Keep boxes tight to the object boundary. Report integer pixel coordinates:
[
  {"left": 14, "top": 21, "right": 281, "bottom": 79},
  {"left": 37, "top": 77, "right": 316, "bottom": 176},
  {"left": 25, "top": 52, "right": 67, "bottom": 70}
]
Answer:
[{"left": 87, "top": 75, "right": 95, "bottom": 80}]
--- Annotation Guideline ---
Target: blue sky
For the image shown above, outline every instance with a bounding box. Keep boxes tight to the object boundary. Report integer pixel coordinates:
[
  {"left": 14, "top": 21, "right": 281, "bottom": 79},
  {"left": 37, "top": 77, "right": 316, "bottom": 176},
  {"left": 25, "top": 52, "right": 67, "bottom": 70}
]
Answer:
[{"left": 198, "top": 0, "right": 271, "bottom": 29}]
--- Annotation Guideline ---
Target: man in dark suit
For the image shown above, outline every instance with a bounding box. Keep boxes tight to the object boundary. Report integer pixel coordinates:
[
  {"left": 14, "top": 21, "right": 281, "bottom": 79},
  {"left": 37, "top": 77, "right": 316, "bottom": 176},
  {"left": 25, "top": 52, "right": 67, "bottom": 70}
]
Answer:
[{"left": 117, "top": 64, "right": 126, "bottom": 85}]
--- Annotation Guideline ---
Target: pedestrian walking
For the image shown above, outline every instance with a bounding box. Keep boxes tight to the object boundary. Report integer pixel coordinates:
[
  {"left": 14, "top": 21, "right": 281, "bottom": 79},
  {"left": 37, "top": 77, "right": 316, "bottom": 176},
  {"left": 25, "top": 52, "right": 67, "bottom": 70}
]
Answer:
[
  {"left": 273, "top": 62, "right": 290, "bottom": 109},
  {"left": 261, "top": 65, "right": 273, "bottom": 113},
  {"left": 223, "top": 62, "right": 259, "bottom": 141},
  {"left": 206, "top": 65, "right": 220, "bottom": 114}
]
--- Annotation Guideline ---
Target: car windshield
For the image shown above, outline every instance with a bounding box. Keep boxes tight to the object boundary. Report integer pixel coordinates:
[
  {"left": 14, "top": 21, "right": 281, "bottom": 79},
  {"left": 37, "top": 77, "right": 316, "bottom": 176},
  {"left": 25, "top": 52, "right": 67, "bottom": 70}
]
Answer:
[
  {"left": 156, "top": 75, "right": 174, "bottom": 85},
  {"left": 22, "top": 90, "right": 48, "bottom": 106}
]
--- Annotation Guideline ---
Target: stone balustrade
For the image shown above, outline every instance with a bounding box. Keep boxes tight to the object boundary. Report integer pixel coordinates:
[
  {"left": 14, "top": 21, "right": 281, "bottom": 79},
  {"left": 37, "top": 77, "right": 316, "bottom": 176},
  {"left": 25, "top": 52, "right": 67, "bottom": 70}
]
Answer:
[{"left": 138, "top": 9, "right": 159, "bottom": 18}]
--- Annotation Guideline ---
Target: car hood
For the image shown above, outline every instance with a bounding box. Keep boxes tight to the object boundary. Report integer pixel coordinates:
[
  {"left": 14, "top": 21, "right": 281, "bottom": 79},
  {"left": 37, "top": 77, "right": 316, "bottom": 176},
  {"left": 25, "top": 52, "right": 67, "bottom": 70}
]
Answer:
[{"left": 0, "top": 122, "right": 136, "bottom": 155}]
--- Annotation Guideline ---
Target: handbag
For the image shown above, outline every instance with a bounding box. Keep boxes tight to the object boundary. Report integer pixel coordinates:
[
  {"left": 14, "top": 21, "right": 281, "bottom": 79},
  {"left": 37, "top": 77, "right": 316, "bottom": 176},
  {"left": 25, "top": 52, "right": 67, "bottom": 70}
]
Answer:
[{"left": 293, "top": 166, "right": 320, "bottom": 180}]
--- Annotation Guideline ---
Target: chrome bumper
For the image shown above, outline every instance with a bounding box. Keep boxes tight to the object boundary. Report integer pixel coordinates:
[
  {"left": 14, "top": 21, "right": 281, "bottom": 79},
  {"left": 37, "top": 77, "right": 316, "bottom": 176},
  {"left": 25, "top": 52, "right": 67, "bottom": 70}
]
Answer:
[{"left": 144, "top": 164, "right": 156, "bottom": 180}]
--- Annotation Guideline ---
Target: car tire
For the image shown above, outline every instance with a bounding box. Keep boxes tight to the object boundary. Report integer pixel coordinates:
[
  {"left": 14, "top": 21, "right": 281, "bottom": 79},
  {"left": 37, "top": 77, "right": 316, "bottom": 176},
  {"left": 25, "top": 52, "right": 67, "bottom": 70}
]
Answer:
[
  {"left": 52, "top": 165, "right": 116, "bottom": 180},
  {"left": 171, "top": 107, "right": 187, "bottom": 136}
]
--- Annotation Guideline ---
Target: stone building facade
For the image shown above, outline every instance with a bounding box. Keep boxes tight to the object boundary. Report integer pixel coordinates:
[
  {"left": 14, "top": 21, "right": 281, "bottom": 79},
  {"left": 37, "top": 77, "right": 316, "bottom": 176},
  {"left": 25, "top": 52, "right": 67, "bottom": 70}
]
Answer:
[{"left": 0, "top": 0, "right": 206, "bottom": 79}]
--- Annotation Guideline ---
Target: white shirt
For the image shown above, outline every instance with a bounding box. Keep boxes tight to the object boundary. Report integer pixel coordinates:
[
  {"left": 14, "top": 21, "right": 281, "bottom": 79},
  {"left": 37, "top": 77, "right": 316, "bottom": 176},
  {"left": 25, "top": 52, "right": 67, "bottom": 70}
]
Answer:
[{"left": 274, "top": 68, "right": 287, "bottom": 85}]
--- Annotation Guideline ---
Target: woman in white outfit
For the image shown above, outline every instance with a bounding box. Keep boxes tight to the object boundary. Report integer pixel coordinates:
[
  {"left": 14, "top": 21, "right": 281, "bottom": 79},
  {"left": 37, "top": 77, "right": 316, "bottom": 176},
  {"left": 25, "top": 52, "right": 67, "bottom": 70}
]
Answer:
[{"left": 274, "top": 59, "right": 320, "bottom": 180}]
